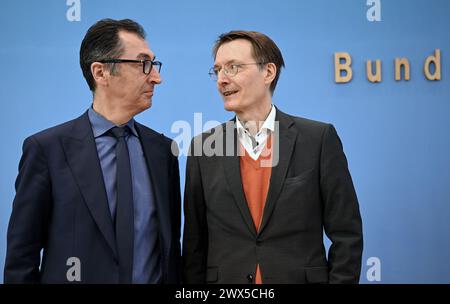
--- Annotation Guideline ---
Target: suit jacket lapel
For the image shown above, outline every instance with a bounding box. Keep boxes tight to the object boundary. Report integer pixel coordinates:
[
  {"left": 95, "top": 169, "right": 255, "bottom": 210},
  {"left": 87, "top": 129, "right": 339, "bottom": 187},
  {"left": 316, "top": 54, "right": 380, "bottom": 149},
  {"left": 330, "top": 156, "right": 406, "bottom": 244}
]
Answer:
[
  {"left": 135, "top": 123, "right": 171, "bottom": 253},
  {"left": 259, "top": 109, "right": 297, "bottom": 235},
  {"left": 221, "top": 122, "right": 258, "bottom": 236},
  {"left": 61, "top": 112, "right": 118, "bottom": 258}
]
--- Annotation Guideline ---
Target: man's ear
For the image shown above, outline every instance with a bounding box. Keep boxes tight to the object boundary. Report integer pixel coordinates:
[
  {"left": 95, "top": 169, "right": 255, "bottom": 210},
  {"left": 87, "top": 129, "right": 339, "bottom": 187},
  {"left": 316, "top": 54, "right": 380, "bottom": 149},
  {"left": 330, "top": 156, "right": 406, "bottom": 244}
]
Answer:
[
  {"left": 264, "top": 62, "right": 277, "bottom": 86},
  {"left": 91, "top": 62, "right": 109, "bottom": 88}
]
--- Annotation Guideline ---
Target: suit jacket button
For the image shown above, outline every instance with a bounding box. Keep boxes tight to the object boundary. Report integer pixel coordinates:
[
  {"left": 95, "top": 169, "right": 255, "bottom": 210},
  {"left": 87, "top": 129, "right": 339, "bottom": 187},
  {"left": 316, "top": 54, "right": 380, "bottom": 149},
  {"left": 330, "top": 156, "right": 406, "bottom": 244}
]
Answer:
[{"left": 247, "top": 274, "right": 254, "bottom": 283}]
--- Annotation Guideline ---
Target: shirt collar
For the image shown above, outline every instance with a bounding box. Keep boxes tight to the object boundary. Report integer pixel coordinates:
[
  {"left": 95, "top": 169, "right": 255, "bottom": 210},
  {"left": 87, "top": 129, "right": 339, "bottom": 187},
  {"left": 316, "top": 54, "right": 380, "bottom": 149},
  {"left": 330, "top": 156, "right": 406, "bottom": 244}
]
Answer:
[
  {"left": 88, "top": 106, "right": 139, "bottom": 138},
  {"left": 236, "top": 104, "right": 276, "bottom": 135}
]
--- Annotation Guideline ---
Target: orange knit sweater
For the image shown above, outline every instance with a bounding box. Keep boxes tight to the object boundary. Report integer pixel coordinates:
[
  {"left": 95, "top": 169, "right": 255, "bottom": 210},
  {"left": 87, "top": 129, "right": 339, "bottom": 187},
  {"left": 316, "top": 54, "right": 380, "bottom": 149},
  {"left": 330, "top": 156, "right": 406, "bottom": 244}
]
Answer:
[{"left": 239, "top": 135, "right": 272, "bottom": 284}]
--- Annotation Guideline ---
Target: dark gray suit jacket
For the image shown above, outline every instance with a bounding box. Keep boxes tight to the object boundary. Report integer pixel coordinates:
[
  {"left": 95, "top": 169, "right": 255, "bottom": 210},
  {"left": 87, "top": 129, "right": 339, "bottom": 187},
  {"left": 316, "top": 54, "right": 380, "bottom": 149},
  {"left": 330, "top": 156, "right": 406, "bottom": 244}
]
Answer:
[{"left": 182, "top": 108, "right": 363, "bottom": 284}]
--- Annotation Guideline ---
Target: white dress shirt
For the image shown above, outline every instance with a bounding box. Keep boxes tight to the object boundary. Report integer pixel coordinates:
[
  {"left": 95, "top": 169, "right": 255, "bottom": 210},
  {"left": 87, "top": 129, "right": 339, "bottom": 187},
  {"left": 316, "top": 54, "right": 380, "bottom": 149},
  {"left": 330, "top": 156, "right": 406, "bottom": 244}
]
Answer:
[{"left": 236, "top": 105, "right": 276, "bottom": 160}]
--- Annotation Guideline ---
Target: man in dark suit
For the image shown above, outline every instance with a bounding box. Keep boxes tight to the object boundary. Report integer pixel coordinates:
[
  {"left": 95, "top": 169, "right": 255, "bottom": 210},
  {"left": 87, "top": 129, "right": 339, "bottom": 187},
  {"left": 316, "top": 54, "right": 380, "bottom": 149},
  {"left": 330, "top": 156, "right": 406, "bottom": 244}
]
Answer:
[
  {"left": 182, "top": 31, "right": 363, "bottom": 284},
  {"left": 4, "top": 19, "right": 181, "bottom": 284}
]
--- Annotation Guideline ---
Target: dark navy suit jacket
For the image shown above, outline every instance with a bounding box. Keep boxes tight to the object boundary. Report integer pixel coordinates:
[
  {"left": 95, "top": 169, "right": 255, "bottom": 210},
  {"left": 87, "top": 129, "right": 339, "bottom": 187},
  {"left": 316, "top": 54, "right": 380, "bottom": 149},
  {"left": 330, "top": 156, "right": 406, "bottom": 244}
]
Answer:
[{"left": 4, "top": 111, "right": 181, "bottom": 283}]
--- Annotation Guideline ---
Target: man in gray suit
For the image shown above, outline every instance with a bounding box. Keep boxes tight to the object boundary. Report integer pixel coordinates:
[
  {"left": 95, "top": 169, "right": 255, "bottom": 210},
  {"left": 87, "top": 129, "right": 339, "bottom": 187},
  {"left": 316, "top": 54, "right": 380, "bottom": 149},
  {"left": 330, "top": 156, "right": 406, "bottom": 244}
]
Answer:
[{"left": 182, "top": 30, "right": 363, "bottom": 284}]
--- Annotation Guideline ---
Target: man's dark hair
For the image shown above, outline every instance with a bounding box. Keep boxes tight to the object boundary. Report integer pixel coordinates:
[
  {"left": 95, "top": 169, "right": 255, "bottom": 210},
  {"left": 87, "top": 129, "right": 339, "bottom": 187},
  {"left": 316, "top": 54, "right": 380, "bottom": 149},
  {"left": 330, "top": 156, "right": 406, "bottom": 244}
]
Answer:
[
  {"left": 80, "top": 18, "right": 146, "bottom": 92},
  {"left": 212, "top": 30, "right": 285, "bottom": 94}
]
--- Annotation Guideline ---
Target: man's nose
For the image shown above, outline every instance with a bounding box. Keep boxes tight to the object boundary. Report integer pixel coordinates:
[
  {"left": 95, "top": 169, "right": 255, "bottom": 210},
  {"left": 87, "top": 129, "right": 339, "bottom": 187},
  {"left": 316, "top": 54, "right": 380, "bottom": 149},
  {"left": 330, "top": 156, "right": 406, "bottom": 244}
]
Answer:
[
  {"left": 148, "top": 68, "right": 162, "bottom": 84},
  {"left": 217, "top": 69, "right": 230, "bottom": 84}
]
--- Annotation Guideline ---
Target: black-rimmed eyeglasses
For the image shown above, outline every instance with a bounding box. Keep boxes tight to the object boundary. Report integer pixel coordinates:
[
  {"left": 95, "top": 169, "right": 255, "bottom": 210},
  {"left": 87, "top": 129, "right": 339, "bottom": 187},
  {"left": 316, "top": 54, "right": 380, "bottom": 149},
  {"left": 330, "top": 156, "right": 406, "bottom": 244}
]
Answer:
[{"left": 98, "top": 59, "right": 162, "bottom": 75}]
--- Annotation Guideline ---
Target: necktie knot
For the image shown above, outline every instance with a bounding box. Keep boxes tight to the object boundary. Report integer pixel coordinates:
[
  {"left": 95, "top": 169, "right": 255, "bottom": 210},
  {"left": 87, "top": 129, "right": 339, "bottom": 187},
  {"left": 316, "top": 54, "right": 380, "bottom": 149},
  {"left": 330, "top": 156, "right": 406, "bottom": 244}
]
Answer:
[{"left": 110, "top": 126, "right": 130, "bottom": 139}]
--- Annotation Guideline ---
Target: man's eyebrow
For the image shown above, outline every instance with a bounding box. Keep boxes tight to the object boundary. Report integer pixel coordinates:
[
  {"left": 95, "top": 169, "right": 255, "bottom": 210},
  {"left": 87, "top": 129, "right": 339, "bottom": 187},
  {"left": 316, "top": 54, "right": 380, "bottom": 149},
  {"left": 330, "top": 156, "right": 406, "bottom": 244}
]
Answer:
[
  {"left": 214, "top": 60, "right": 238, "bottom": 68},
  {"left": 136, "top": 53, "right": 154, "bottom": 60}
]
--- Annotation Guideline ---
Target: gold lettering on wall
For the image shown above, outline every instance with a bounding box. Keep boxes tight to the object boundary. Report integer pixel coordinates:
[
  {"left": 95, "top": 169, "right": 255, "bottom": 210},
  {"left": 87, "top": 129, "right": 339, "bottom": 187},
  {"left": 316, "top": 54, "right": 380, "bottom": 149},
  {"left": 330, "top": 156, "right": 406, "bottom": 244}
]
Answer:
[
  {"left": 334, "top": 49, "right": 442, "bottom": 83},
  {"left": 424, "top": 49, "right": 441, "bottom": 81},
  {"left": 366, "top": 60, "right": 382, "bottom": 83},
  {"left": 395, "top": 58, "right": 410, "bottom": 81},
  {"left": 334, "top": 52, "right": 353, "bottom": 83}
]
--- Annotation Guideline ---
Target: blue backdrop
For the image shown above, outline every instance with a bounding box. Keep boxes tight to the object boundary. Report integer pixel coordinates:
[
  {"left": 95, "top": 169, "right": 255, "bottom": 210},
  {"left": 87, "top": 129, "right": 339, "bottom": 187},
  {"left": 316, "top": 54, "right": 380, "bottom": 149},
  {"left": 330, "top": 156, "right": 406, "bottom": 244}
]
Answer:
[{"left": 1, "top": 0, "right": 449, "bottom": 283}]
